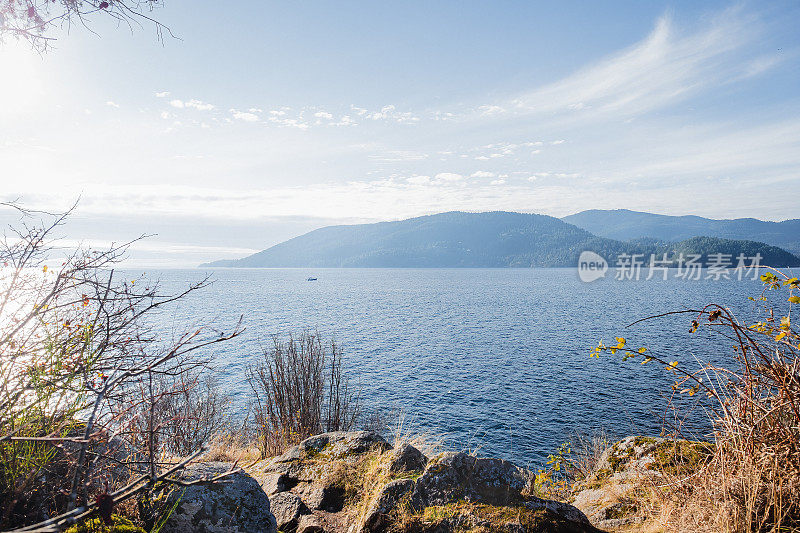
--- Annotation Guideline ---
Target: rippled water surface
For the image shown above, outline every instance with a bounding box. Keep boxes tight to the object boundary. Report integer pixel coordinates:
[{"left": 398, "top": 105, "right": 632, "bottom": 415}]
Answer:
[{"left": 140, "top": 268, "right": 763, "bottom": 467}]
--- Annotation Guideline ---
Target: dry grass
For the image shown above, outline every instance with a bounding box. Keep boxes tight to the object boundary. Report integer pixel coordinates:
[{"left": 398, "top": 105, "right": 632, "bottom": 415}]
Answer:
[
  {"left": 390, "top": 411, "right": 445, "bottom": 459},
  {"left": 653, "top": 440, "right": 800, "bottom": 532},
  {"left": 569, "top": 431, "right": 613, "bottom": 482},
  {"left": 201, "top": 432, "right": 262, "bottom": 464},
  {"left": 589, "top": 269, "right": 800, "bottom": 532}
]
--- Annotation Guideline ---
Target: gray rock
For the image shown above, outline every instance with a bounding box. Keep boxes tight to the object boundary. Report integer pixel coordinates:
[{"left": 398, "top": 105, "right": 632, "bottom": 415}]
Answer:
[
  {"left": 524, "top": 496, "right": 592, "bottom": 526},
  {"left": 361, "top": 478, "right": 415, "bottom": 532},
  {"left": 256, "top": 431, "right": 390, "bottom": 484},
  {"left": 411, "top": 452, "right": 530, "bottom": 507},
  {"left": 596, "top": 435, "right": 666, "bottom": 473},
  {"left": 163, "top": 461, "right": 277, "bottom": 533},
  {"left": 408, "top": 452, "right": 592, "bottom": 530},
  {"left": 296, "top": 514, "right": 324, "bottom": 533},
  {"left": 301, "top": 483, "right": 345, "bottom": 512},
  {"left": 269, "top": 491, "right": 309, "bottom": 531},
  {"left": 257, "top": 471, "right": 294, "bottom": 495},
  {"left": 387, "top": 443, "right": 427, "bottom": 473},
  {"left": 298, "top": 431, "right": 390, "bottom": 459}
]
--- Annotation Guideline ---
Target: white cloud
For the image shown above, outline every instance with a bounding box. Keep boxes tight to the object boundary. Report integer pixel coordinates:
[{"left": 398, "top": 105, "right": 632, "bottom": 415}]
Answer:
[
  {"left": 369, "top": 105, "right": 396, "bottom": 120},
  {"left": 490, "top": 179, "right": 507, "bottom": 185},
  {"left": 479, "top": 105, "right": 505, "bottom": 116},
  {"left": 331, "top": 115, "right": 355, "bottom": 127},
  {"left": 232, "top": 111, "right": 259, "bottom": 122},
  {"left": 406, "top": 175, "right": 432, "bottom": 185},
  {"left": 470, "top": 171, "right": 496, "bottom": 178},
  {"left": 314, "top": 111, "right": 333, "bottom": 119},
  {"left": 155, "top": 91, "right": 170, "bottom": 98},
  {"left": 263, "top": 116, "right": 310, "bottom": 130},
  {"left": 185, "top": 99, "right": 214, "bottom": 111},
  {"left": 105, "top": 101, "right": 119, "bottom": 108},
  {"left": 366, "top": 104, "right": 420, "bottom": 124},
  {"left": 169, "top": 98, "right": 214, "bottom": 111},
  {"left": 434, "top": 172, "right": 463, "bottom": 182}
]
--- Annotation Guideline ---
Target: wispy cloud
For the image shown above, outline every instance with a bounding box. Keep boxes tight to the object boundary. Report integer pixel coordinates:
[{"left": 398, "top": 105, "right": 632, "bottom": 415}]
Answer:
[{"left": 501, "top": 7, "right": 776, "bottom": 121}]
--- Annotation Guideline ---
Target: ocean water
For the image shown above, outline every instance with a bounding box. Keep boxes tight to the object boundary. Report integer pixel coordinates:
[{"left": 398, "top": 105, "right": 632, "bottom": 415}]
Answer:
[{"left": 139, "top": 267, "right": 765, "bottom": 468}]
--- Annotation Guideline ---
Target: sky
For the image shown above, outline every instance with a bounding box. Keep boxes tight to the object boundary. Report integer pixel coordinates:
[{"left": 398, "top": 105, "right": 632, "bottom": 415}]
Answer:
[{"left": 1, "top": 1, "right": 799, "bottom": 267}]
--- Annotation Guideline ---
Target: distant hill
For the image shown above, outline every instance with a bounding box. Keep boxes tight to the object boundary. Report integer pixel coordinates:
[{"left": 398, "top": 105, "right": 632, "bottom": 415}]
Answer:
[
  {"left": 200, "top": 211, "right": 800, "bottom": 268},
  {"left": 563, "top": 209, "right": 800, "bottom": 255}
]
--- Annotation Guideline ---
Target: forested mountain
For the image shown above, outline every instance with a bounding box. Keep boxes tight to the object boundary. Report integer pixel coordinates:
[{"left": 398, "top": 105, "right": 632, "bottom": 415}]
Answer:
[
  {"left": 201, "top": 211, "right": 800, "bottom": 268},
  {"left": 563, "top": 209, "right": 800, "bottom": 254}
]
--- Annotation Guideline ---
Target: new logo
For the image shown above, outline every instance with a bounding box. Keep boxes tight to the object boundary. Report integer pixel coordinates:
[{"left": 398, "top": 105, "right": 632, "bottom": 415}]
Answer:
[{"left": 578, "top": 251, "right": 608, "bottom": 282}]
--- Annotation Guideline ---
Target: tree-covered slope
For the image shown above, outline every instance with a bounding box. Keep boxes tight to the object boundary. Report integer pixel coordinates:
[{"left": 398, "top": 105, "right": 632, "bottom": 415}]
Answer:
[
  {"left": 563, "top": 209, "right": 800, "bottom": 254},
  {"left": 202, "top": 211, "right": 634, "bottom": 267},
  {"left": 200, "top": 211, "right": 800, "bottom": 268}
]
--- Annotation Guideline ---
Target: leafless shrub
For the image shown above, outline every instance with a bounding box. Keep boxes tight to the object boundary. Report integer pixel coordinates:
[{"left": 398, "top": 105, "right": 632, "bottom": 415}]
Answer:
[
  {"left": 248, "top": 332, "right": 359, "bottom": 458},
  {"left": 0, "top": 203, "right": 242, "bottom": 531},
  {"left": 124, "top": 369, "right": 232, "bottom": 459}
]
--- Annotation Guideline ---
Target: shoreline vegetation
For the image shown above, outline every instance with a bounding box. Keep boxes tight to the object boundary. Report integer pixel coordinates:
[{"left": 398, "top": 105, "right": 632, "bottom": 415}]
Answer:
[{"left": 1, "top": 207, "right": 798, "bottom": 532}]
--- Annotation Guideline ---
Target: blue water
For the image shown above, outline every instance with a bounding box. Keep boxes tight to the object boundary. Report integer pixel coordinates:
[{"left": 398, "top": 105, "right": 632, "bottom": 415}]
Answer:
[{"left": 137, "top": 268, "right": 767, "bottom": 468}]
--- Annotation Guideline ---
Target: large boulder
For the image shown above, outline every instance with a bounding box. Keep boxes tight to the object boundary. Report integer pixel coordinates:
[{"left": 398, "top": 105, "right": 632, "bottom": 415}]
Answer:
[
  {"left": 297, "top": 482, "right": 345, "bottom": 512},
  {"left": 387, "top": 443, "right": 427, "bottom": 473},
  {"left": 162, "top": 462, "right": 277, "bottom": 533},
  {"left": 269, "top": 491, "right": 308, "bottom": 531},
  {"left": 595, "top": 435, "right": 666, "bottom": 474},
  {"left": 256, "top": 471, "right": 293, "bottom": 495},
  {"left": 296, "top": 514, "right": 324, "bottom": 533},
  {"left": 360, "top": 478, "right": 415, "bottom": 532},
  {"left": 411, "top": 452, "right": 530, "bottom": 507},
  {"left": 291, "top": 431, "right": 391, "bottom": 461},
  {"left": 254, "top": 431, "right": 392, "bottom": 484}
]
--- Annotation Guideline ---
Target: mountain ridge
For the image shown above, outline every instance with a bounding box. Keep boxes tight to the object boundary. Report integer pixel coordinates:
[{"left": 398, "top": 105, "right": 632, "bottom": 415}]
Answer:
[
  {"left": 563, "top": 209, "right": 800, "bottom": 254},
  {"left": 200, "top": 211, "right": 800, "bottom": 268}
]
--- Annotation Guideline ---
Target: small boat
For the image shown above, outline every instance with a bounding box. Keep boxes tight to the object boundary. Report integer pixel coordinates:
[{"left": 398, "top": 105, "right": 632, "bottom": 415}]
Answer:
[{"left": 307, "top": 277, "right": 318, "bottom": 281}]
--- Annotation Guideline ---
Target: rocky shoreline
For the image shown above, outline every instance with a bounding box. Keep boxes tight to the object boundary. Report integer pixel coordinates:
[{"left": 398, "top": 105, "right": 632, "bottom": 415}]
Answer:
[{"left": 156, "top": 431, "right": 704, "bottom": 533}]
